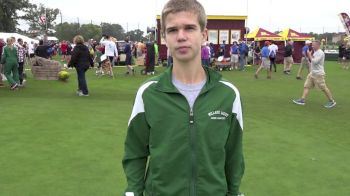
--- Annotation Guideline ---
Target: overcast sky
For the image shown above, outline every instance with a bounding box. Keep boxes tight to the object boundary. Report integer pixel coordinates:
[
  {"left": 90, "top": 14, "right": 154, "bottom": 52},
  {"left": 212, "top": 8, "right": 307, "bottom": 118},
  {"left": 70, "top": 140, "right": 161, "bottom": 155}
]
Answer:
[{"left": 28, "top": 0, "right": 350, "bottom": 34}]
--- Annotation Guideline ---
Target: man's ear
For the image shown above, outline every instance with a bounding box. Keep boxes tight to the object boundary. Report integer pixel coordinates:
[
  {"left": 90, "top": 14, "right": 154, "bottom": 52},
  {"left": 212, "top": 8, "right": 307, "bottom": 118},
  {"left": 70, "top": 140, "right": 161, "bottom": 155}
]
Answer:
[
  {"left": 201, "top": 28, "right": 208, "bottom": 45},
  {"left": 162, "top": 34, "right": 169, "bottom": 48}
]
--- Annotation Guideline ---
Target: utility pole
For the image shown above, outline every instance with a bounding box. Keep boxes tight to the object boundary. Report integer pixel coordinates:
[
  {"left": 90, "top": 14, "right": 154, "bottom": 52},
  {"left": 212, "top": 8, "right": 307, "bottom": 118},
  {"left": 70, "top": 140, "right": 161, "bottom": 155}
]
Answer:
[
  {"left": 45, "top": 8, "right": 48, "bottom": 33},
  {"left": 60, "top": 11, "right": 62, "bottom": 25}
]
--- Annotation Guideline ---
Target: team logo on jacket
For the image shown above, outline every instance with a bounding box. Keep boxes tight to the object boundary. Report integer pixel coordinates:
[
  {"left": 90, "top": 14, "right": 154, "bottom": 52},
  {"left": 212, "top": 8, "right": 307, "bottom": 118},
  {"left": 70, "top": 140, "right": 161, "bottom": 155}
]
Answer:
[{"left": 208, "top": 110, "right": 229, "bottom": 120}]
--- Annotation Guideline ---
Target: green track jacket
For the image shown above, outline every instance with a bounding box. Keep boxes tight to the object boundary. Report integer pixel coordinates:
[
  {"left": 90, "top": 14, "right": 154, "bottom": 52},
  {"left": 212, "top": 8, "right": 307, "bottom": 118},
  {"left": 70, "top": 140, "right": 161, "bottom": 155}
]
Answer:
[{"left": 123, "top": 67, "right": 244, "bottom": 196}]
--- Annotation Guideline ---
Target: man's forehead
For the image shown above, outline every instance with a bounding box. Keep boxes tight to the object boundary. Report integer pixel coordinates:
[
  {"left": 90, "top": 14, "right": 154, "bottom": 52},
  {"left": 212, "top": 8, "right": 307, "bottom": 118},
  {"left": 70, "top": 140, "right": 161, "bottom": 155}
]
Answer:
[{"left": 165, "top": 12, "right": 199, "bottom": 26}]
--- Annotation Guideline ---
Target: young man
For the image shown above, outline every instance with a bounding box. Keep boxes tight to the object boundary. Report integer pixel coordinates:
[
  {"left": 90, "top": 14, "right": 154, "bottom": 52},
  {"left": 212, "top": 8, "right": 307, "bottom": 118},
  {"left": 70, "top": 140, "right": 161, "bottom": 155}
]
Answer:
[
  {"left": 122, "top": 0, "right": 244, "bottom": 195},
  {"left": 293, "top": 40, "right": 336, "bottom": 108}
]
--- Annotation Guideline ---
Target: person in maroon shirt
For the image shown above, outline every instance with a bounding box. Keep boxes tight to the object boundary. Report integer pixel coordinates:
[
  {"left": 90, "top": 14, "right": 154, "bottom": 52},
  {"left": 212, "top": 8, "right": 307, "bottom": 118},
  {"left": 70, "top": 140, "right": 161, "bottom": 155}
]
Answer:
[{"left": 60, "top": 40, "right": 68, "bottom": 61}]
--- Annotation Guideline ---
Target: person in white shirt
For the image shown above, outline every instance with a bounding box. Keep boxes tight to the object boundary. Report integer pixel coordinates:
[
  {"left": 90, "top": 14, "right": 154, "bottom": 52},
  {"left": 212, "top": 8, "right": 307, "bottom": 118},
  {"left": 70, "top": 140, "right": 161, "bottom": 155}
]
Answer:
[
  {"left": 100, "top": 35, "right": 118, "bottom": 65},
  {"left": 292, "top": 40, "right": 336, "bottom": 108},
  {"left": 28, "top": 41, "right": 35, "bottom": 58},
  {"left": 268, "top": 41, "right": 278, "bottom": 72}
]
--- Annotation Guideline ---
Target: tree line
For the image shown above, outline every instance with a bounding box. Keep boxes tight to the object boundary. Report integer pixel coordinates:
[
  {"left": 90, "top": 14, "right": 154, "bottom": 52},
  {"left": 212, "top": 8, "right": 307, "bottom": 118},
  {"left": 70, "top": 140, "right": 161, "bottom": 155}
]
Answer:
[{"left": 0, "top": 0, "right": 146, "bottom": 42}]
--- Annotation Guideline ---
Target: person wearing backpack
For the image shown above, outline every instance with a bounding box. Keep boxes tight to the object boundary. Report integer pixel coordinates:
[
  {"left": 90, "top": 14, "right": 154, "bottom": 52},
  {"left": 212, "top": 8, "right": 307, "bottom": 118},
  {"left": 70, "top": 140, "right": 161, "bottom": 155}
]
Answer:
[{"left": 268, "top": 41, "right": 278, "bottom": 72}]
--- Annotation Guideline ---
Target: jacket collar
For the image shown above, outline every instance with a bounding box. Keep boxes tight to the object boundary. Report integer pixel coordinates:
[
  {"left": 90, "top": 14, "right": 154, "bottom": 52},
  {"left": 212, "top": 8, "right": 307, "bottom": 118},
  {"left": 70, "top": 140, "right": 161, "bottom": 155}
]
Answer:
[{"left": 155, "top": 66, "right": 222, "bottom": 93}]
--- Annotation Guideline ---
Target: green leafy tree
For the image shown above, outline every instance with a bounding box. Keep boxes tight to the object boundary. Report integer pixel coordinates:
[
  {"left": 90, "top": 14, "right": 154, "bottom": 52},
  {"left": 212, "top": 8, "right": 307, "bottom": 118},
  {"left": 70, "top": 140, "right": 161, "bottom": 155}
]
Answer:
[
  {"left": 0, "top": 0, "right": 30, "bottom": 32},
  {"left": 78, "top": 24, "right": 102, "bottom": 41},
  {"left": 54, "top": 22, "right": 80, "bottom": 42},
  {"left": 126, "top": 29, "right": 145, "bottom": 42},
  {"left": 101, "top": 22, "right": 125, "bottom": 40},
  {"left": 21, "top": 3, "right": 59, "bottom": 33}
]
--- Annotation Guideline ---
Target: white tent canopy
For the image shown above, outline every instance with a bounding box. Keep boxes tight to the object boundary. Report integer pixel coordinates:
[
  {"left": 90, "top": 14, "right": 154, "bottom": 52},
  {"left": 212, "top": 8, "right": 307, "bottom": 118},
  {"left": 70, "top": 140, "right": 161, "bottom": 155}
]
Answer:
[
  {"left": 0, "top": 32, "right": 39, "bottom": 44},
  {"left": 36, "top": 35, "right": 59, "bottom": 41}
]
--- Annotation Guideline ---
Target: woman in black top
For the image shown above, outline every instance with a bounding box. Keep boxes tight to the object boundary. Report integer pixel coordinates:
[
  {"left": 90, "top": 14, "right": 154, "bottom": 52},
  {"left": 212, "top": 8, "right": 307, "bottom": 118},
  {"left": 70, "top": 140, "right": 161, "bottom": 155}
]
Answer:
[{"left": 68, "top": 35, "right": 93, "bottom": 96}]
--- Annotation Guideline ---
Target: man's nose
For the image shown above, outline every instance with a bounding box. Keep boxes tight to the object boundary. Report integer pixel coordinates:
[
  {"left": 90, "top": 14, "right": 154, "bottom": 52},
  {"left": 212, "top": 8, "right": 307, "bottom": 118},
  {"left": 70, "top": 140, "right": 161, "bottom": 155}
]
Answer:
[{"left": 177, "top": 29, "right": 187, "bottom": 42}]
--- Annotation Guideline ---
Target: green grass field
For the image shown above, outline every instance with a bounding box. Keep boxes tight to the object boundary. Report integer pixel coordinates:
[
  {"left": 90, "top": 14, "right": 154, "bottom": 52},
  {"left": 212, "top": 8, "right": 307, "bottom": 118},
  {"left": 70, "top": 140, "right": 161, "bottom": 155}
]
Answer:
[{"left": 0, "top": 61, "right": 349, "bottom": 196}]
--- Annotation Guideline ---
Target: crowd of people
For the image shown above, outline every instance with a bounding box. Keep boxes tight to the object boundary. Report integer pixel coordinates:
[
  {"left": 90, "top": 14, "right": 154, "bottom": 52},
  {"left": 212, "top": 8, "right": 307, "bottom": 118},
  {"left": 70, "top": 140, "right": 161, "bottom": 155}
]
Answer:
[
  {"left": 0, "top": 33, "right": 163, "bottom": 96},
  {"left": 1, "top": 26, "right": 348, "bottom": 105},
  {"left": 199, "top": 37, "right": 347, "bottom": 108}
]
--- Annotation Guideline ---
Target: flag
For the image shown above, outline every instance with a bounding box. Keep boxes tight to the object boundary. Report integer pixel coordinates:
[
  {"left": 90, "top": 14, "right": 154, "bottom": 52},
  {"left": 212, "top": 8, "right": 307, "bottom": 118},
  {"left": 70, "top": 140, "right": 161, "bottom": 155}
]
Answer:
[
  {"left": 339, "top": 13, "right": 350, "bottom": 36},
  {"left": 39, "top": 15, "right": 46, "bottom": 25}
]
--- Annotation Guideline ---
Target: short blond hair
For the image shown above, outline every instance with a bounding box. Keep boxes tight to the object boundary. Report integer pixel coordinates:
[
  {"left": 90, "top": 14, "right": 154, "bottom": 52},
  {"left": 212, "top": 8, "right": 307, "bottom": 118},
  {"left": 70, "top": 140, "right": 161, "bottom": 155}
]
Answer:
[
  {"left": 161, "top": 0, "right": 207, "bottom": 37},
  {"left": 73, "top": 35, "right": 85, "bottom": 44}
]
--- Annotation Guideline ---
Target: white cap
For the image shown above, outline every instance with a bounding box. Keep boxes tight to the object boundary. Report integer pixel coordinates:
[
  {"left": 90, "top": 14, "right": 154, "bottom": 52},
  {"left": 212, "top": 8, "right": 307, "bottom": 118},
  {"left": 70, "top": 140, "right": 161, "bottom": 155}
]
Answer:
[
  {"left": 125, "top": 192, "right": 134, "bottom": 196},
  {"left": 305, "top": 40, "right": 312, "bottom": 44}
]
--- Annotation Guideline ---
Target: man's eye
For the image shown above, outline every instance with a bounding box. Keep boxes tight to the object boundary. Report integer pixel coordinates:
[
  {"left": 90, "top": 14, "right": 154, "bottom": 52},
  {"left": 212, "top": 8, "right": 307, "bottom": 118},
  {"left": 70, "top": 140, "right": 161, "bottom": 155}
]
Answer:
[
  {"left": 167, "top": 29, "right": 177, "bottom": 33},
  {"left": 186, "top": 26, "right": 196, "bottom": 31}
]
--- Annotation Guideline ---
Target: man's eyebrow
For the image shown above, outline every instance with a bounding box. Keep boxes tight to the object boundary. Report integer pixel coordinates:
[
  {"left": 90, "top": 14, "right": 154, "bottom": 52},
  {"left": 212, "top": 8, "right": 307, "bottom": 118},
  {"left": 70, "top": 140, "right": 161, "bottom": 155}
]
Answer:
[{"left": 166, "top": 23, "right": 198, "bottom": 28}]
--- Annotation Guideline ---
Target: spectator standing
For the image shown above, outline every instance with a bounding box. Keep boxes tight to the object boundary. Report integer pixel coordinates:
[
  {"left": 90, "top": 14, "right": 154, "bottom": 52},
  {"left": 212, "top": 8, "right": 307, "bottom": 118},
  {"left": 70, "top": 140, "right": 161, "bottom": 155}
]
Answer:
[
  {"left": 68, "top": 35, "right": 93, "bottom": 96},
  {"left": 201, "top": 42, "right": 210, "bottom": 67},
  {"left": 238, "top": 40, "right": 248, "bottom": 71},
  {"left": 283, "top": 39, "right": 294, "bottom": 74},
  {"left": 209, "top": 42, "right": 215, "bottom": 62},
  {"left": 16, "top": 38, "right": 27, "bottom": 86},
  {"left": 230, "top": 41, "right": 239, "bottom": 69},
  {"left": 145, "top": 42, "right": 155, "bottom": 74},
  {"left": 60, "top": 40, "right": 68, "bottom": 61},
  {"left": 219, "top": 40, "right": 226, "bottom": 56},
  {"left": 166, "top": 47, "right": 173, "bottom": 67},
  {"left": 122, "top": 0, "right": 244, "bottom": 195},
  {"left": 28, "top": 41, "right": 35, "bottom": 58},
  {"left": 124, "top": 38, "right": 134, "bottom": 75},
  {"left": 338, "top": 43, "right": 346, "bottom": 64}
]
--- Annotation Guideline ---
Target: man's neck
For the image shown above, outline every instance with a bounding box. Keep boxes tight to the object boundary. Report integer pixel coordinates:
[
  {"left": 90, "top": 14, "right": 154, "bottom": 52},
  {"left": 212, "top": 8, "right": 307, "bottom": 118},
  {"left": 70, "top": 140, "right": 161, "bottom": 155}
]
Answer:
[{"left": 172, "top": 59, "right": 206, "bottom": 84}]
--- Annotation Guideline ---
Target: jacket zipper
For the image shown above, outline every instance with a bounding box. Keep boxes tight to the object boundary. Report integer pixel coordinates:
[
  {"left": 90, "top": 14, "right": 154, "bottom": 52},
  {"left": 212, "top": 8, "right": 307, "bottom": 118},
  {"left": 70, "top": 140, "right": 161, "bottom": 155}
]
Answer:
[{"left": 189, "top": 108, "right": 196, "bottom": 196}]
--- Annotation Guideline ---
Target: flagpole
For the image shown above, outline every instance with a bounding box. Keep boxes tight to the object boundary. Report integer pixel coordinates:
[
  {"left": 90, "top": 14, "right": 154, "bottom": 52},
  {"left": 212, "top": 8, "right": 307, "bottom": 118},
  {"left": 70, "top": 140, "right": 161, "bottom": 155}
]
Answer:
[{"left": 45, "top": 8, "right": 48, "bottom": 33}]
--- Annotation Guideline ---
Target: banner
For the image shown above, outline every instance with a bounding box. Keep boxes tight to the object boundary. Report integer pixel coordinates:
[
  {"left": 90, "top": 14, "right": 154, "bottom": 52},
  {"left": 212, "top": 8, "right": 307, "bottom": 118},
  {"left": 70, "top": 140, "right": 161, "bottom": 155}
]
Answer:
[{"left": 339, "top": 13, "right": 350, "bottom": 36}]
